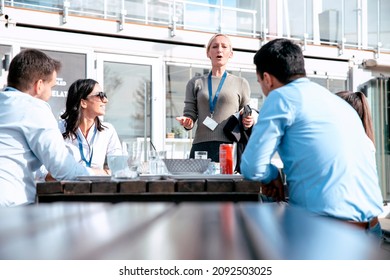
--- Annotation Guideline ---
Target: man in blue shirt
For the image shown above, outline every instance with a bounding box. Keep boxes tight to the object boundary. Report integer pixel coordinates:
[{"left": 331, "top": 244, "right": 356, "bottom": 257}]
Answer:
[{"left": 240, "top": 38, "right": 384, "bottom": 237}]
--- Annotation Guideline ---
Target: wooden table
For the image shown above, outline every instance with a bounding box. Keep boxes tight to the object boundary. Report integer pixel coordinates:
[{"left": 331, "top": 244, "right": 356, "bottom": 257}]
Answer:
[
  {"left": 0, "top": 202, "right": 386, "bottom": 260},
  {"left": 36, "top": 175, "right": 261, "bottom": 203}
]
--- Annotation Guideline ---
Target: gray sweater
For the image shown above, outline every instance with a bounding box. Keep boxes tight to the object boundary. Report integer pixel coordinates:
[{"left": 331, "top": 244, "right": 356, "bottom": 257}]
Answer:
[{"left": 183, "top": 72, "right": 251, "bottom": 144}]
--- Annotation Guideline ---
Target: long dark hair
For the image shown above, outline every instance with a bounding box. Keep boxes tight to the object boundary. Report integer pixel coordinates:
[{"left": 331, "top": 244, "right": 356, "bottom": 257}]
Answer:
[
  {"left": 61, "top": 79, "right": 106, "bottom": 140},
  {"left": 336, "top": 90, "right": 375, "bottom": 145}
]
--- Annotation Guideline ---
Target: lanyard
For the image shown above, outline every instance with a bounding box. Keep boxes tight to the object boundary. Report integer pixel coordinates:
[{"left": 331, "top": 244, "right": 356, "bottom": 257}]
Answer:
[
  {"left": 208, "top": 71, "right": 227, "bottom": 116},
  {"left": 76, "top": 126, "right": 97, "bottom": 167}
]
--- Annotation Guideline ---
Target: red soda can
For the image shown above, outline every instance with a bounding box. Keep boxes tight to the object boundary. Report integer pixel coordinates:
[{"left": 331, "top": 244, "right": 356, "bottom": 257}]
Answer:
[{"left": 219, "top": 144, "right": 234, "bottom": 174}]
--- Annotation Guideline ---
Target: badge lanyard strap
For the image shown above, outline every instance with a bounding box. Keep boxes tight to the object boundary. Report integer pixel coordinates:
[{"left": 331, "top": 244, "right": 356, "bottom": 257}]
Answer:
[
  {"left": 208, "top": 71, "right": 227, "bottom": 117},
  {"left": 77, "top": 126, "right": 97, "bottom": 167}
]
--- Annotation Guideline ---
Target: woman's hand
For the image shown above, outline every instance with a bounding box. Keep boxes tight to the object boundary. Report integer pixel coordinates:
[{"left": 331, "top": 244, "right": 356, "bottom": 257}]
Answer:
[
  {"left": 176, "top": 116, "right": 194, "bottom": 130},
  {"left": 242, "top": 114, "right": 254, "bottom": 128}
]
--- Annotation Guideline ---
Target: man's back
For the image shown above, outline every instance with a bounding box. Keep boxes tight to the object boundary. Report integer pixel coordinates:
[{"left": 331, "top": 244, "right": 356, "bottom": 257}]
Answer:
[
  {"left": 0, "top": 87, "right": 93, "bottom": 207},
  {"left": 242, "top": 78, "right": 383, "bottom": 221},
  {"left": 0, "top": 89, "right": 51, "bottom": 205}
]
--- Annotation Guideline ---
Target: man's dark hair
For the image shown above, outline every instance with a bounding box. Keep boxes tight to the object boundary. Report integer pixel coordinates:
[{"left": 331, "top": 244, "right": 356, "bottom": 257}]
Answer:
[
  {"left": 7, "top": 49, "right": 61, "bottom": 92},
  {"left": 254, "top": 38, "right": 306, "bottom": 84}
]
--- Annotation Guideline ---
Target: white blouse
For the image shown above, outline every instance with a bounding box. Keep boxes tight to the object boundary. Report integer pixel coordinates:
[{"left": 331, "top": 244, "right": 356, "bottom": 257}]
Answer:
[{"left": 59, "top": 120, "right": 122, "bottom": 169}]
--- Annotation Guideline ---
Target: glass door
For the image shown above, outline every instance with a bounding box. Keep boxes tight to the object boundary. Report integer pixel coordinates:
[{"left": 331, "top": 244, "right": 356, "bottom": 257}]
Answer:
[
  {"left": 361, "top": 78, "right": 390, "bottom": 200},
  {"left": 96, "top": 54, "right": 164, "bottom": 161}
]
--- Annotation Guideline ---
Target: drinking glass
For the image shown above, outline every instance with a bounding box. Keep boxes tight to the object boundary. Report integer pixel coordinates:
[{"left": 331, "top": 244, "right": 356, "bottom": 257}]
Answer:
[
  {"left": 107, "top": 140, "right": 142, "bottom": 179},
  {"left": 107, "top": 155, "right": 134, "bottom": 179},
  {"left": 148, "top": 150, "right": 167, "bottom": 174}
]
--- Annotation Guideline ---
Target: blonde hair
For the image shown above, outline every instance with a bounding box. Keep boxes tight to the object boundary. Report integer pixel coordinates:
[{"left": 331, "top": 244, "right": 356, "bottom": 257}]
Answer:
[{"left": 206, "top": 33, "right": 233, "bottom": 54}]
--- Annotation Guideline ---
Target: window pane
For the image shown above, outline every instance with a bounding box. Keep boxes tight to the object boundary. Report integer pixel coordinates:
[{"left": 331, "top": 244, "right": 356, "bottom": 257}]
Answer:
[
  {"left": 125, "top": 0, "right": 145, "bottom": 21},
  {"left": 0, "top": 45, "right": 12, "bottom": 89},
  {"left": 11, "top": 0, "right": 62, "bottom": 11},
  {"left": 319, "top": 0, "right": 342, "bottom": 43},
  {"left": 148, "top": 0, "right": 170, "bottom": 24},
  {"left": 166, "top": 65, "right": 190, "bottom": 136},
  {"left": 70, "top": 0, "right": 105, "bottom": 17},
  {"left": 39, "top": 50, "right": 86, "bottom": 120},
  {"left": 184, "top": 4, "right": 219, "bottom": 32},
  {"left": 104, "top": 61, "right": 151, "bottom": 141},
  {"left": 165, "top": 65, "right": 208, "bottom": 140},
  {"left": 308, "top": 77, "right": 347, "bottom": 93},
  {"left": 379, "top": 0, "right": 390, "bottom": 50},
  {"left": 344, "top": 0, "right": 358, "bottom": 45},
  {"left": 240, "top": 71, "right": 264, "bottom": 110}
]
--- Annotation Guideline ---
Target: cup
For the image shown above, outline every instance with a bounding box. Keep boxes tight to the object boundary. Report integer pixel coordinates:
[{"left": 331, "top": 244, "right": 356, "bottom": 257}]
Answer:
[
  {"left": 148, "top": 150, "right": 167, "bottom": 174},
  {"left": 107, "top": 154, "right": 136, "bottom": 179},
  {"left": 126, "top": 140, "right": 142, "bottom": 173},
  {"left": 107, "top": 140, "right": 142, "bottom": 179},
  {"left": 206, "top": 162, "right": 220, "bottom": 175},
  {"left": 195, "top": 151, "right": 208, "bottom": 159}
]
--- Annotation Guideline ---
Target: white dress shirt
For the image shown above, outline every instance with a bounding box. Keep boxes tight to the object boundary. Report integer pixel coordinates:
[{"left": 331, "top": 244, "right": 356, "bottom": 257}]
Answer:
[
  {"left": 58, "top": 119, "right": 122, "bottom": 169},
  {"left": 0, "top": 87, "right": 93, "bottom": 207}
]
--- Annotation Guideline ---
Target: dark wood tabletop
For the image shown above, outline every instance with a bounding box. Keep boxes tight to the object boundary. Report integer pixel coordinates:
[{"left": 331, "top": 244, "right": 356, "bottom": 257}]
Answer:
[{"left": 0, "top": 202, "right": 386, "bottom": 260}]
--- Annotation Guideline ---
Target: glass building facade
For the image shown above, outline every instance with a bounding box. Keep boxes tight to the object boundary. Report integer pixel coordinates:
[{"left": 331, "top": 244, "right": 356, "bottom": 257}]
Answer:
[{"left": 1, "top": 0, "right": 390, "bottom": 199}]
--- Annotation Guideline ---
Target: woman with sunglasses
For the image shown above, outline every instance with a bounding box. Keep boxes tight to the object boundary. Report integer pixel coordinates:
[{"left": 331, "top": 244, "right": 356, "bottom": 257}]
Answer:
[
  {"left": 36, "top": 79, "right": 122, "bottom": 180},
  {"left": 58, "top": 79, "right": 122, "bottom": 173}
]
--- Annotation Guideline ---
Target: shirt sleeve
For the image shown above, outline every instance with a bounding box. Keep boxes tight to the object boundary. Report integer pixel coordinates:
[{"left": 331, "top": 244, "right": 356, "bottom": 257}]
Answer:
[
  {"left": 23, "top": 101, "right": 92, "bottom": 179},
  {"left": 240, "top": 90, "right": 293, "bottom": 183},
  {"left": 183, "top": 77, "right": 200, "bottom": 122},
  {"left": 105, "top": 123, "right": 123, "bottom": 156}
]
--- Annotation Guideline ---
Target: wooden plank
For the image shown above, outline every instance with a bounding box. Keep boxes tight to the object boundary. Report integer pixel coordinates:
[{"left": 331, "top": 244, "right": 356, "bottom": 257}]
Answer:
[
  {"left": 206, "top": 179, "right": 234, "bottom": 192},
  {"left": 148, "top": 180, "right": 175, "bottom": 193},
  {"left": 119, "top": 180, "right": 147, "bottom": 193},
  {"left": 235, "top": 180, "right": 260, "bottom": 193},
  {"left": 91, "top": 181, "right": 118, "bottom": 193},
  {"left": 63, "top": 181, "right": 91, "bottom": 194},
  {"left": 176, "top": 179, "right": 205, "bottom": 192},
  {"left": 36, "top": 181, "right": 62, "bottom": 194}
]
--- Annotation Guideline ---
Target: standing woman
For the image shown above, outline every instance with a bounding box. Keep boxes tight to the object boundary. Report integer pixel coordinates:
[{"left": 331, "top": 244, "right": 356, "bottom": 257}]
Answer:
[
  {"left": 59, "top": 79, "right": 122, "bottom": 172},
  {"left": 176, "top": 33, "right": 254, "bottom": 162}
]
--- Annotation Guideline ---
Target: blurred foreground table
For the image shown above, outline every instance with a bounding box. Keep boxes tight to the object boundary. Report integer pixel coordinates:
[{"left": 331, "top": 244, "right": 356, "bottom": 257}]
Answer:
[{"left": 0, "top": 202, "right": 387, "bottom": 260}]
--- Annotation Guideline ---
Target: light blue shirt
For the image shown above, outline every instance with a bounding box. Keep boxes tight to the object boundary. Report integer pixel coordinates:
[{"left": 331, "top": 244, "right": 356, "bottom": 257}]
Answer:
[
  {"left": 241, "top": 78, "right": 383, "bottom": 221},
  {"left": 0, "top": 88, "right": 92, "bottom": 207}
]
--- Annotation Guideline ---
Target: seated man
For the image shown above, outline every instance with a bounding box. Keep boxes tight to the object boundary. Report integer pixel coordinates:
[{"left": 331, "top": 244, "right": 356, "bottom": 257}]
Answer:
[
  {"left": 241, "top": 39, "right": 384, "bottom": 239},
  {"left": 0, "top": 49, "right": 105, "bottom": 207}
]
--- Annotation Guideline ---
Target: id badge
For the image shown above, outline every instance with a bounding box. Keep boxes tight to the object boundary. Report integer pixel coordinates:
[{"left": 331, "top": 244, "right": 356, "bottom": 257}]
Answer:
[{"left": 203, "top": 116, "right": 218, "bottom": 131}]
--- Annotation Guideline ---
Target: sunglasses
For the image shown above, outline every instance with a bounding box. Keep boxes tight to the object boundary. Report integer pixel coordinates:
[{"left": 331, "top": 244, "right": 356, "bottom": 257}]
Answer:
[{"left": 89, "top": 91, "right": 107, "bottom": 101}]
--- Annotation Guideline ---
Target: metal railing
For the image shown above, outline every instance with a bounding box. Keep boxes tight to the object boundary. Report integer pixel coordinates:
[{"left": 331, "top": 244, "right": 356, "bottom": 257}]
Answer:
[
  {"left": 2, "top": 0, "right": 390, "bottom": 53},
  {"left": 3, "top": 0, "right": 258, "bottom": 37}
]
